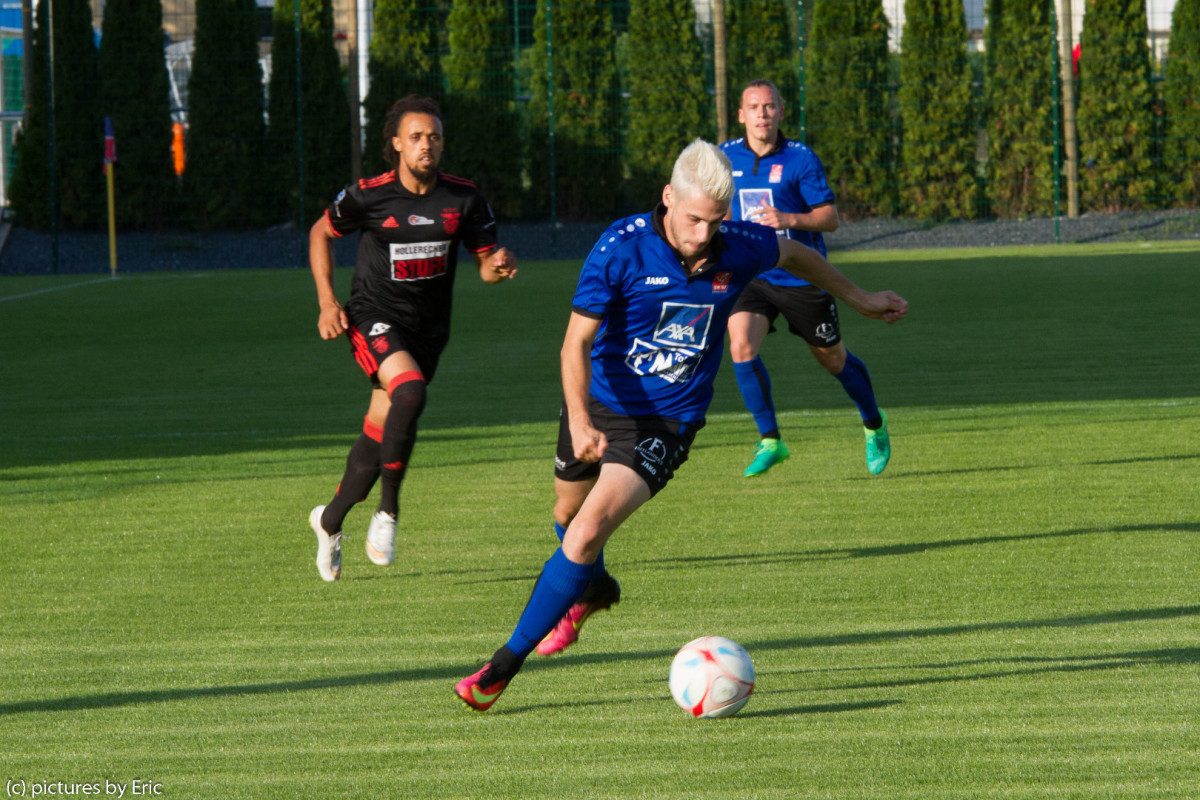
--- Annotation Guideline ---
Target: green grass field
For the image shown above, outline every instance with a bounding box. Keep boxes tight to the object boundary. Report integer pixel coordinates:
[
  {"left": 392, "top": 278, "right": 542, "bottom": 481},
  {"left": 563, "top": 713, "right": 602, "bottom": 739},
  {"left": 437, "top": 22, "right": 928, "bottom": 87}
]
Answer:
[{"left": 2, "top": 242, "right": 1198, "bottom": 799}]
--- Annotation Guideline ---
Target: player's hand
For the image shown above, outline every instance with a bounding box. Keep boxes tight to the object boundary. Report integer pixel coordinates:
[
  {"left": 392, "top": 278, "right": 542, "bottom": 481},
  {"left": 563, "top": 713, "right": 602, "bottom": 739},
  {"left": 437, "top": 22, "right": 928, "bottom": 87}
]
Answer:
[
  {"left": 569, "top": 418, "right": 608, "bottom": 463},
  {"left": 749, "top": 204, "right": 788, "bottom": 230},
  {"left": 855, "top": 291, "right": 908, "bottom": 324},
  {"left": 318, "top": 303, "right": 349, "bottom": 340},
  {"left": 484, "top": 247, "right": 518, "bottom": 282}
]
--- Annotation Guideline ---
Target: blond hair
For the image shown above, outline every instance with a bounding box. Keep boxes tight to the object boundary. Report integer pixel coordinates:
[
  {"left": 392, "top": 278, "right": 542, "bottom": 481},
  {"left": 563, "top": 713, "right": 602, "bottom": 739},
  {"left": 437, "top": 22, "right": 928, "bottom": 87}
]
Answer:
[{"left": 669, "top": 139, "right": 734, "bottom": 206}]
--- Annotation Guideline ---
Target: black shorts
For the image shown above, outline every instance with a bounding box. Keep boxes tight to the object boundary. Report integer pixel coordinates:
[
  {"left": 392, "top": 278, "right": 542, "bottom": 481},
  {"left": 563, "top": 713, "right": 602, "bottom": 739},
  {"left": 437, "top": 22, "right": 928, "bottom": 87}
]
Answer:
[
  {"left": 554, "top": 397, "right": 702, "bottom": 497},
  {"left": 732, "top": 279, "right": 842, "bottom": 348},
  {"left": 346, "top": 314, "right": 442, "bottom": 388}
]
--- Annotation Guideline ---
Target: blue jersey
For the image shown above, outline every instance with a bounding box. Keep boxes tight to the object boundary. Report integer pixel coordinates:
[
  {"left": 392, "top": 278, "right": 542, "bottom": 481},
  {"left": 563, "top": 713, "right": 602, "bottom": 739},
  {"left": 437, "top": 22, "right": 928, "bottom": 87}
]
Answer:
[
  {"left": 571, "top": 207, "right": 780, "bottom": 423},
  {"left": 721, "top": 134, "right": 835, "bottom": 287}
]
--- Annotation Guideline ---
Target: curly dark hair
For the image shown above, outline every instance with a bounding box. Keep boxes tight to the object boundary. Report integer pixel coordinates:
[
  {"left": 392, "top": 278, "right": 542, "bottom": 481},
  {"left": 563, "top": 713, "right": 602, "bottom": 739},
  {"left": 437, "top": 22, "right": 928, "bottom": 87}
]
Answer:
[{"left": 382, "top": 95, "right": 443, "bottom": 170}]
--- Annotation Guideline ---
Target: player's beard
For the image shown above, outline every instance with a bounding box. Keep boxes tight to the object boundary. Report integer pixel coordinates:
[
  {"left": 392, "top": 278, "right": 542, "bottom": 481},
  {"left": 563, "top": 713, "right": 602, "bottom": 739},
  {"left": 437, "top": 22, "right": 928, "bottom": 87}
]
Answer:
[{"left": 407, "top": 152, "right": 439, "bottom": 181}]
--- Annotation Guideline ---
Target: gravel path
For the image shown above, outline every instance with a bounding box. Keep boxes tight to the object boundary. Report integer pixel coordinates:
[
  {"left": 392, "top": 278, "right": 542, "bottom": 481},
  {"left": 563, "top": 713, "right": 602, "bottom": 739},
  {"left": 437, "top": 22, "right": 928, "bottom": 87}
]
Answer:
[{"left": 2, "top": 207, "right": 1198, "bottom": 276}]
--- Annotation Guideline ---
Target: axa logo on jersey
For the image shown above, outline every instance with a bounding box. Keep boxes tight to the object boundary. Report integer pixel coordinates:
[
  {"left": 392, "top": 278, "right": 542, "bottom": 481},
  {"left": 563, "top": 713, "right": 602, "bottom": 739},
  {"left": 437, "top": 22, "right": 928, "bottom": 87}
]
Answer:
[{"left": 653, "top": 303, "right": 713, "bottom": 349}]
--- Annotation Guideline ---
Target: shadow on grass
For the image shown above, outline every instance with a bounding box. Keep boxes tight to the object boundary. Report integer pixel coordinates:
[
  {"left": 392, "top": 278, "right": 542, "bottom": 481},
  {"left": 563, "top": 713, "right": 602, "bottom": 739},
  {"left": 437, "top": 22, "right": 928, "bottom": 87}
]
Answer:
[
  {"left": 811, "top": 648, "right": 1200, "bottom": 692},
  {"left": 3, "top": 604, "right": 1196, "bottom": 717},
  {"left": 737, "top": 698, "right": 903, "bottom": 719},
  {"left": 628, "top": 522, "right": 1200, "bottom": 569}
]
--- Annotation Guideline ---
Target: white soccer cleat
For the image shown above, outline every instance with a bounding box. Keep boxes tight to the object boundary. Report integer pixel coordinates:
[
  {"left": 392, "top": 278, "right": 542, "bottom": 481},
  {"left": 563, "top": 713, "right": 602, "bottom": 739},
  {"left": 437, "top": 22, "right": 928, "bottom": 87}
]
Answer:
[
  {"left": 365, "top": 510, "right": 397, "bottom": 566},
  {"left": 310, "top": 505, "right": 342, "bottom": 582}
]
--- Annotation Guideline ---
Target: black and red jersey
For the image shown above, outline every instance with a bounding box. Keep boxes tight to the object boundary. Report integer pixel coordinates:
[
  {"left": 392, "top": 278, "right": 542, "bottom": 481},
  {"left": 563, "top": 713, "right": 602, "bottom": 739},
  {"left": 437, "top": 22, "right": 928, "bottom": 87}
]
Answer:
[{"left": 325, "top": 169, "right": 499, "bottom": 349}]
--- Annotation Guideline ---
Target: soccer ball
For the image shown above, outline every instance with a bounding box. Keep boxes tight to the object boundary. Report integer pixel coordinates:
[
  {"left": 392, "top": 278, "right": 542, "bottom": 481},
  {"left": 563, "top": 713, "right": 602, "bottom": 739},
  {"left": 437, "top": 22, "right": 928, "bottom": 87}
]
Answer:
[{"left": 668, "top": 636, "right": 755, "bottom": 718}]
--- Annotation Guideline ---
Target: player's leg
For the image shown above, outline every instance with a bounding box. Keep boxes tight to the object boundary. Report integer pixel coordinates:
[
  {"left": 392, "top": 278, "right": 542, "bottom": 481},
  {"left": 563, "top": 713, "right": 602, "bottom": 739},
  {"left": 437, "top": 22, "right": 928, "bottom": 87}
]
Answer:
[
  {"left": 729, "top": 291, "right": 789, "bottom": 477},
  {"left": 455, "top": 464, "right": 650, "bottom": 710},
  {"left": 808, "top": 340, "right": 889, "bottom": 474},
  {"left": 536, "top": 476, "right": 621, "bottom": 656},
  {"left": 365, "top": 350, "right": 427, "bottom": 565},
  {"left": 322, "top": 415, "right": 384, "bottom": 535}
]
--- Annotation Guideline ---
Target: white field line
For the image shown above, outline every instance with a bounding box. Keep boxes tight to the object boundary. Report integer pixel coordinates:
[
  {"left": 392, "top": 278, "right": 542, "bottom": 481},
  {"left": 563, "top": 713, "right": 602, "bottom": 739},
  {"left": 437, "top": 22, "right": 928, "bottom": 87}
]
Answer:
[{"left": 0, "top": 277, "right": 115, "bottom": 303}]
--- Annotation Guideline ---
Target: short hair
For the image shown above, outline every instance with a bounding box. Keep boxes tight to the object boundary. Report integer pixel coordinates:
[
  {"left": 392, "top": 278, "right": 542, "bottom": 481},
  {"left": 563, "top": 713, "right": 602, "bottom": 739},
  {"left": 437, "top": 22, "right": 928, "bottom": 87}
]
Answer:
[
  {"left": 741, "top": 79, "right": 783, "bottom": 108},
  {"left": 382, "top": 95, "right": 443, "bottom": 169},
  {"left": 669, "top": 139, "right": 734, "bottom": 206}
]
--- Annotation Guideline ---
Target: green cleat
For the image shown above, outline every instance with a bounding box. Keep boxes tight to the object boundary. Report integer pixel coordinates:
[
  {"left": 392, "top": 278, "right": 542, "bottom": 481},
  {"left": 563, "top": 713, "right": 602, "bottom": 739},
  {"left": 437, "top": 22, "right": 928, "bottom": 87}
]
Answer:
[
  {"left": 864, "top": 410, "right": 890, "bottom": 475},
  {"left": 743, "top": 438, "right": 789, "bottom": 477}
]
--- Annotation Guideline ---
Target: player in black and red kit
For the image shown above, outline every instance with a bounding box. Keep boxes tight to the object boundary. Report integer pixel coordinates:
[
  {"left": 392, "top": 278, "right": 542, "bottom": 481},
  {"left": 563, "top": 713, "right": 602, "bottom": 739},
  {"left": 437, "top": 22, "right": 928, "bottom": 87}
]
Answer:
[{"left": 307, "top": 95, "right": 517, "bottom": 582}]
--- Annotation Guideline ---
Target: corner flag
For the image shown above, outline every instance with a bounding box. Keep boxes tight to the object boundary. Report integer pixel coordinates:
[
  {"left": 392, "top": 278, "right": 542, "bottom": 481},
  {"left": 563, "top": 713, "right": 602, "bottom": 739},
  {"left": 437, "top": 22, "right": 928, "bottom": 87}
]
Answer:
[{"left": 104, "top": 117, "right": 117, "bottom": 277}]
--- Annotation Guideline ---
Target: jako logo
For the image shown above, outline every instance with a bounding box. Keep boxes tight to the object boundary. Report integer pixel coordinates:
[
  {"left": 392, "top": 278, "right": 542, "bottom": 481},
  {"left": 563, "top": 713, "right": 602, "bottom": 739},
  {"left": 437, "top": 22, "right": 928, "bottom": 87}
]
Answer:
[{"left": 645, "top": 276, "right": 670, "bottom": 285}]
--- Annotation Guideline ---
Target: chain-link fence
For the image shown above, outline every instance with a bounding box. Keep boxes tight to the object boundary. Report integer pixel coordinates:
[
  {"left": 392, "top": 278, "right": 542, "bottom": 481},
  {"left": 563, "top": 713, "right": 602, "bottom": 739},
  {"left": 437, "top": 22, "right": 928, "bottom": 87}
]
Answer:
[{"left": 2, "top": 0, "right": 1198, "bottom": 268}]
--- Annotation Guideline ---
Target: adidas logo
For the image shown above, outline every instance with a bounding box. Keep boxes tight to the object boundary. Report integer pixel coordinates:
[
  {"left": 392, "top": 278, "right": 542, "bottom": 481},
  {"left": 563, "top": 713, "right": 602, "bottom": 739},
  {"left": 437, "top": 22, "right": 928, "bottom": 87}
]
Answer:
[{"left": 383, "top": 216, "right": 400, "bottom": 228}]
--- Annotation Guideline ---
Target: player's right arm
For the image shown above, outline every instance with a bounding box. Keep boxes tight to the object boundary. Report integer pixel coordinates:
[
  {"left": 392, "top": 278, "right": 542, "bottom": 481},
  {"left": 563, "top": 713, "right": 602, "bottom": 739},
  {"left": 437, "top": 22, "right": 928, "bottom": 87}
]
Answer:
[
  {"left": 561, "top": 311, "right": 607, "bottom": 462},
  {"left": 309, "top": 214, "right": 349, "bottom": 340},
  {"left": 776, "top": 238, "right": 908, "bottom": 324}
]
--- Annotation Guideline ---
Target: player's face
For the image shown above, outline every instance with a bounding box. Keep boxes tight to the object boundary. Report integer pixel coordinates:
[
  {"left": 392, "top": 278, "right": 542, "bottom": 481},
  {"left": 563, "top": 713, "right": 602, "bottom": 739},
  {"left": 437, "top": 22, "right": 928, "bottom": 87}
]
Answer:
[
  {"left": 662, "top": 184, "right": 729, "bottom": 261},
  {"left": 391, "top": 112, "right": 444, "bottom": 180},
  {"left": 738, "top": 86, "right": 783, "bottom": 146}
]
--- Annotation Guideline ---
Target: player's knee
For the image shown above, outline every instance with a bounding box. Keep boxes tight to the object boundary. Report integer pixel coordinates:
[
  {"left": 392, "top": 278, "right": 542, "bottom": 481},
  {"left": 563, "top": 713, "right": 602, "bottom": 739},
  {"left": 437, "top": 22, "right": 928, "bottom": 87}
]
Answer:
[
  {"left": 387, "top": 371, "right": 427, "bottom": 416},
  {"left": 729, "top": 338, "right": 759, "bottom": 363},
  {"left": 553, "top": 495, "right": 581, "bottom": 529},
  {"left": 813, "top": 348, "right": 846, "bottom": 374}
]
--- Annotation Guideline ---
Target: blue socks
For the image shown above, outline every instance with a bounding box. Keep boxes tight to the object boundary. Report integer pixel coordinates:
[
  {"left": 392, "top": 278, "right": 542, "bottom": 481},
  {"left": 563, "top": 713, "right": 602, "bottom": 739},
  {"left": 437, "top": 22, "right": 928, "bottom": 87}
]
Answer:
[
  {"left": 733, "top": 356, "right": 779, "bottom": 439},
  {"left": 505, "top": 548, "right": 595, "bottom": 659},
  {"left": 738, "top": 350, "right": 881, "bottom": 433},
  {"left": 835, "top": 351, "right": 882, "bottom": 428}
]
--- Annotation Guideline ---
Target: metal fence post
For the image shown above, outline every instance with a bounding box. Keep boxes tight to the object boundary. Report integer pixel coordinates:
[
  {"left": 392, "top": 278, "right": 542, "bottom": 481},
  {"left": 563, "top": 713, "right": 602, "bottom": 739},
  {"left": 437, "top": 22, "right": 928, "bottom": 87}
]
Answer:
[
  {"left": 796, "top": 0, "right": 806, "bottom": 144},
  {"left": 545, "top": 0, "right": 556, "bottom": 258}
]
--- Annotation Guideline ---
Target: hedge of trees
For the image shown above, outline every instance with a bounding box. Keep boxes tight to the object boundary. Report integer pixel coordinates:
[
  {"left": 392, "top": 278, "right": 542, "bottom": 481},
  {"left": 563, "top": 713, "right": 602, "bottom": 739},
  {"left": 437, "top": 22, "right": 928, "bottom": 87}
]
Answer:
[{"left": 11, "top": 0, "right": 1200, "bottom": 231}]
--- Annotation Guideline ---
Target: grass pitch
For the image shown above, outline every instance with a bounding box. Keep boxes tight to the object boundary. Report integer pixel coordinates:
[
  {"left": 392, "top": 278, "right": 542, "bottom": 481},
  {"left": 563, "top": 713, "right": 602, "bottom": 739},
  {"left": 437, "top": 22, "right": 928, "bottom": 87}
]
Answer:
[{"left": 1, "top": 242, "right": 1198, "bottom": 799}]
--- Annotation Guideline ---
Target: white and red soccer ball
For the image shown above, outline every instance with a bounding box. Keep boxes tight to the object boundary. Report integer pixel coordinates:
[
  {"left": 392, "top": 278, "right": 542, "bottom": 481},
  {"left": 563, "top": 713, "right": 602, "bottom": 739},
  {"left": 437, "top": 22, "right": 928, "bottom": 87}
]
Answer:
[{"left": 668, "top": 636, "right": 755, "bottom": 718}]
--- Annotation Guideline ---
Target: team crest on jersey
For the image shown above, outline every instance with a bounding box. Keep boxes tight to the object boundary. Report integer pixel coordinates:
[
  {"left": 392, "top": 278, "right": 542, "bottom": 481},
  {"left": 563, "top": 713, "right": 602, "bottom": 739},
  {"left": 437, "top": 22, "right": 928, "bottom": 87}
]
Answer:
[
  {"left": 769, "top": 164, "right": 784, "bottom": 184},
  {"left": 441, "top": 209, "right": 461, "bottom": 234},
  {"left": 713, "top": 272, "right": 731, "bottom": 293}
]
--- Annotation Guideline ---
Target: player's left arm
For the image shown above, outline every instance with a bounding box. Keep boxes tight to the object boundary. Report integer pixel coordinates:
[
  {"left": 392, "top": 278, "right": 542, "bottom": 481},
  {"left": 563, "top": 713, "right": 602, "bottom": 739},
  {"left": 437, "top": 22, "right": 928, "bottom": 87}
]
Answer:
[
  {"left": 473, "top": 245, "right": 518, "bottom": 283},
  {"left": 775, "top": 238, "right": 908, "bottom": 324},
  {"left": 764, "top": 202, "right": 839, "bottom": 234}
]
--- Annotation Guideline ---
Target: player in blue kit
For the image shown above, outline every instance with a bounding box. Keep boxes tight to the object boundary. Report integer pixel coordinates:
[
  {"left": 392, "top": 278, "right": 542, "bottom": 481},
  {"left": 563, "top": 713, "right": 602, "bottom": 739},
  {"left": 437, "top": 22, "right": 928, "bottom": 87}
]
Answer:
[
  {"left": 723, "top": 79, "right": 891, "bottom": 478},
  {"left": 453, "top": 140, "right": 907, "bottom": 711}
]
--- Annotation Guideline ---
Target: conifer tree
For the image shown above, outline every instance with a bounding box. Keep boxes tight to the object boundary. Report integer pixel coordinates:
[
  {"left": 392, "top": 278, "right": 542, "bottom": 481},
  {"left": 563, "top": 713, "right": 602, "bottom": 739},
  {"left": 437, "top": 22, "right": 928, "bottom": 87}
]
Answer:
[
  {"left": 626, "top": 0, "right": 710, "bottom": 207},
  {"left": 1163, "top": 0, "right": 1200, "bottom": 205},
  {"left": 806, "top": 0, "right": 893, "bottom": 218},
  {"left": 9, "top": 0, "right": 103, "bottom": 229},
  {"left": 526, "top": 0, "right": 622, "bottom": 219},
  {"left": 983, "top": 0, "right": 1056, "bottom": 217},
  {"left": 363, "top": 0, "right": 442, "bottom": 176},
  {"left": 896, "top": 0, "right": 977, "bottom": 219},
  {"left": 1076, "top": 0, "right": 1157, "bottom": 211},
  {"left": 268, "top": 0, "right": 352, "bottom": 224},
  {"left": 726, "top": 0, "right": 800, "bottom": 129},
  {"left": 186, "top": 0, "right": 265, "bottom": 227},
  {"left": 99, "top": 0, "right": 176, "bottom": 227},
  {"left": 443, "top": 0, "right": 522, "bottom": 217}
]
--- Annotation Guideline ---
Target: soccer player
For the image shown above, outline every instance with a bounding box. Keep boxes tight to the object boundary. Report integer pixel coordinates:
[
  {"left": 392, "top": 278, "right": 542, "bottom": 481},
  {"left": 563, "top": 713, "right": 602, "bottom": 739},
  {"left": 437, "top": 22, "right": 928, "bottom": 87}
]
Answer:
[
  {"left": 453, "top": 140, "right": 906, "bottom": 711},
  {"left": 722, "top": 79, "right": 891, "bottom": 478},
  {"left": 307, "top": 94, "right": 517, "bottom": 582}
]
